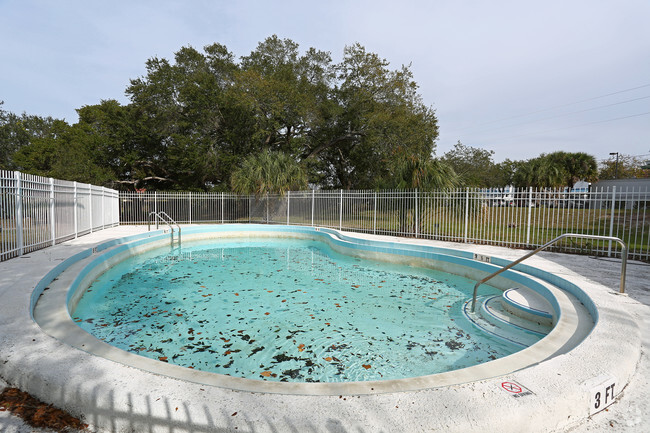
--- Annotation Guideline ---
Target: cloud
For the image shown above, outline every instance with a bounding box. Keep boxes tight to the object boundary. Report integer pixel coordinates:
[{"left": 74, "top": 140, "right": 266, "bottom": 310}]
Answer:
[{"left": 1, "top": 0, "right": 648, "bottom": 160}]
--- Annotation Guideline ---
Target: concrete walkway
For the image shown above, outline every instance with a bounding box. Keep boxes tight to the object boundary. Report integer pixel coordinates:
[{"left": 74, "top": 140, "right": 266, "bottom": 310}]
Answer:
[{"left": 0, "top": 226, "right": 648, "bottom": 432}]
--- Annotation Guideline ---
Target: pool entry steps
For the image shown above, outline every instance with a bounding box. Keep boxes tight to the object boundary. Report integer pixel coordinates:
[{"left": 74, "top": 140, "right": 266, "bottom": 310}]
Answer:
[
  {"left": 470, "top": 232, "right": 627, "bottom": 313},
  {"left": 463, "top": 287, "right": 553, "bottom": 348}
]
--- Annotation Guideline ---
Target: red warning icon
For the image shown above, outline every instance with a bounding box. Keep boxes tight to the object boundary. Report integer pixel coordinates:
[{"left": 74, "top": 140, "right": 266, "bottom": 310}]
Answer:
[{"left": 501, "top": 381, "right": 523, "bottom": 394}]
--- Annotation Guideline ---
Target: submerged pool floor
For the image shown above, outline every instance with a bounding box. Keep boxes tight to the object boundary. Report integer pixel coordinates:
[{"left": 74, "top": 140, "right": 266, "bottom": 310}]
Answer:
[{"left": 72, "top": 237, "right": 533, "bottom": 382}]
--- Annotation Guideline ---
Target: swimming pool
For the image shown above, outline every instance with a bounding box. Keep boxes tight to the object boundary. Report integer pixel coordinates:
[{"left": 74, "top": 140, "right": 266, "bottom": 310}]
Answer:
[
  {"left": 32, "top": 224, "right": 588, "bottom": 394},
  {"left": 70, "top": 236, "right": 544, "bottom": 383}
]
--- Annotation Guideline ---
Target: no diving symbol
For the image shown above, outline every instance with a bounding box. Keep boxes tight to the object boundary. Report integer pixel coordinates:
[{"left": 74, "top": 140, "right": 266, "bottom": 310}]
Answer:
[{"left": 501, "top": 382, "right": 522, "bottom": 394}]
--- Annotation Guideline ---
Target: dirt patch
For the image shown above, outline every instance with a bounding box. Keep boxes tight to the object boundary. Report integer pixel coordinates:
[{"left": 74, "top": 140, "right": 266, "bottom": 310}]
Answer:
[{"left": 0, "top": 387, "right": 88, "bottom": 432}]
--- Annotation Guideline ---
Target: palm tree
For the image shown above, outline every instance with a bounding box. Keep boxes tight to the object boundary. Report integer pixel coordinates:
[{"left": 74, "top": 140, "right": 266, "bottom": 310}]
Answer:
[
  {"left": 390, "top": 155, "right": 460, "bottom": 233},
  {"left": 513, "top": 156, "right": 564, "bottom": 189},
  {"left": 557, "top": 152, "right": 598, "bottom": 188},
  {"left": 393, "top": 155, "right": 459, "bottom": 190},
  {"left": 230, "top": 150, "right": 308, "bottom": 223},
  {"left": 230, "top": 150, "right": 308, "bottom": 196}
]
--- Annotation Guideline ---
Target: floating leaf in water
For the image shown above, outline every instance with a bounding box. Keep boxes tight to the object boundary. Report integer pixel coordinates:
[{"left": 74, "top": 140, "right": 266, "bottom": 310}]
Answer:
[
  {"left": 265, "top": 312, "right": 270, "bottom": 316},
  {"left": 260, "top": 371, "right": 272, "bottom": 377},
  {"left": 362, "top": 364, "right": 371, "bottom": 369},
  {"left": 298, "top": 344, "right": 305, "bottom": 352},
  {"left": 324, "top": 357, "right": 332, "bottom": 361},
  {"left": 159, "top": 357, "right": 168, "bottom": 361}
]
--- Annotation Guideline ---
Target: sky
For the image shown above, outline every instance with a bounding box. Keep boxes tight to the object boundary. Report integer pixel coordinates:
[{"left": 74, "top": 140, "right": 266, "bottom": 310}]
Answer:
[{"left": 1, "top": 0, "right": 649, "bottom": 164}]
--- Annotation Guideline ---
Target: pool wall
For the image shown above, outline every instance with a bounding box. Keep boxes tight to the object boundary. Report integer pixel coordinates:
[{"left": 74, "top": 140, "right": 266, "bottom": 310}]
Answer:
[{"left": 30, "top": 224, "right": 604, "bottom": 397}]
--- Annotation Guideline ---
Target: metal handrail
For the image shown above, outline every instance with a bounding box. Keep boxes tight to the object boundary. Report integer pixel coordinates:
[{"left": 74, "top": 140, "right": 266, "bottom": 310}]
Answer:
[
  {"left": 148, "top": 211, "right": 181, "bottom": 239},
  {"left": 470, "top": 233, "right": 628, "bottom": 313}
]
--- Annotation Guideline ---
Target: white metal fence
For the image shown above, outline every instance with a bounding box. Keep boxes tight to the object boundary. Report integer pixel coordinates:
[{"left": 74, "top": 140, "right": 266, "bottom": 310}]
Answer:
[
  {"left": 0, "top": 170, "right": 120, "bottom": 261},
  {"left": 120, "top": 187, "right": 650, "bottom": 261},
  {"left": 3, "top": 180, "right": 647, "bottom": 262}
]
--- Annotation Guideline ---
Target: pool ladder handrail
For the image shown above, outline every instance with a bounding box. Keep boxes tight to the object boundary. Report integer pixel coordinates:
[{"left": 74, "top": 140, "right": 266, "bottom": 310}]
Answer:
[
  {"left": 148, "top": 211, "right": 181, "bottom": 242},
  {"left": 471, "top": 233, "right": 628, "bottom": 313}
]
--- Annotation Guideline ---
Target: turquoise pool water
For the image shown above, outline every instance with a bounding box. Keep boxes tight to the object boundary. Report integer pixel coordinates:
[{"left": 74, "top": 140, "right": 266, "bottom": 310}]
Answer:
[{"left": 72, "top": 237, "right": 531, "bottom": 382}]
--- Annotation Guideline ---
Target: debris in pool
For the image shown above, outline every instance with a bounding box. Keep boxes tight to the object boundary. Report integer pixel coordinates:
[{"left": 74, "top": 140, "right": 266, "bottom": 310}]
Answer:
[
  {"left": 282, "top": 369, "right": 301, "bottom": 379},
  {"left": 249, "top": 347, "right": 264, "bottom": 357},
  {"left": 445, "top": 340, "right": 464, "bottom": 350}
]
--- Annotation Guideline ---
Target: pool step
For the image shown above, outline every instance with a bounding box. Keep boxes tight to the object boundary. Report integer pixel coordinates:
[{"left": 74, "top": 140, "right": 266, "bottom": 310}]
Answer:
[
  {"left": 463, "top": 295, "right": 551, "bottom": 348},
  {"left": 501, "top": 287, "right": 554, "bottom": 327}
]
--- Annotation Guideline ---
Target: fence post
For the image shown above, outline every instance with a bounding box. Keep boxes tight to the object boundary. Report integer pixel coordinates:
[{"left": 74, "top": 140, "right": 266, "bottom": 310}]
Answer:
[
  {"left": 101, "top": 187, "right": 106, "bottom": 230},
  {"left": 415, "top": 189, "right": 419, "bottom": 238},
  {"left": 373, "top": 192, "right": 377, "bottom": 235},
  {"left": 49, "top": 178, "right": 56, "bottom": 246},
  {"left": 608, "top": 186, "right": 617, "bottom": 257},
  {"left": 464, "top": 188, "right": 469, "bottom": 243},
  {"left": 73, "top": 182, "right": 78, "bottom": 239},
  {"left": 311, "top": 189, "right": 315, "bottom": 227},
  {"left": 526, "top": 187, "right": 533, "bottom": 246},
  {"left": 287, "top": 191, "right": 290, "bottom": 225},
  {"left": 221, "top": 192, "right": 225, "bottom": 224},
  {"left": 339, "top": 189, "right": 343, "bottom": 231},
  {"left": 89, "top": 185, "right": 93, "bottom": 234},
  {"left": 188, "top": 192, "right": 192, "bottom": 224},
  {"left": 15, "top": 172, "right": 24, "bottom": 256}
]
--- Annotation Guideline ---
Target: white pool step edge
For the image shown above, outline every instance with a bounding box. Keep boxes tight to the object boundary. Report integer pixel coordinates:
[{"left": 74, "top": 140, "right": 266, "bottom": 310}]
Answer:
[{"left": 502, "top": 287, "right": 554, "bottom": 327}]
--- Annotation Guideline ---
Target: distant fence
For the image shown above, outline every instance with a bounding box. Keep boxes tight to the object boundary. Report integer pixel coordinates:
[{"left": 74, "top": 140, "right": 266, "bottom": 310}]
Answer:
[
  {"left": 0, "top": 170, "right": 119, "bottom": 261},
  {"left": 120, "top": 187, "right": 650, "bottom": 261}
]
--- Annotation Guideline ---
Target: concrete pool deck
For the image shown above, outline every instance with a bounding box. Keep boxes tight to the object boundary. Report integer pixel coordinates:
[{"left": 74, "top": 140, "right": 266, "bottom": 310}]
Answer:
[{"left": 0, "top": 225, "right": 648, "bottom": 432}]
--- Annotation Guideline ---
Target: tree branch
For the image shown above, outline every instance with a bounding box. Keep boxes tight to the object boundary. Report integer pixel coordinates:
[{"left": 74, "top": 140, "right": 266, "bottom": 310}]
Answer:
[{"left": 303, "top": 131, "right": 363, "bottom": 159}]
